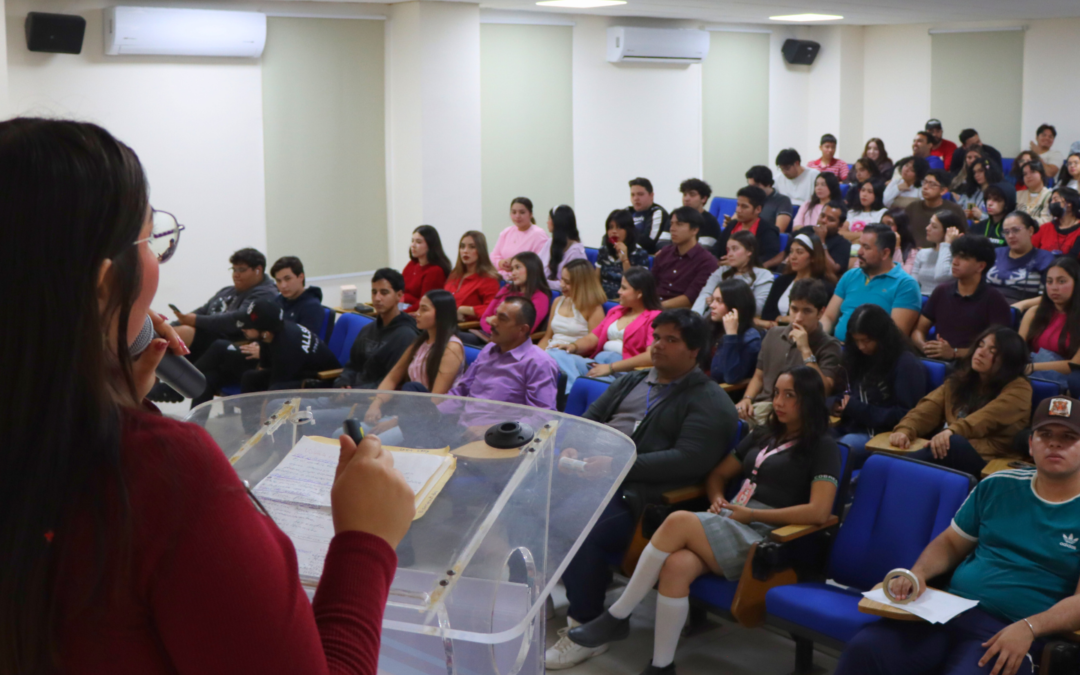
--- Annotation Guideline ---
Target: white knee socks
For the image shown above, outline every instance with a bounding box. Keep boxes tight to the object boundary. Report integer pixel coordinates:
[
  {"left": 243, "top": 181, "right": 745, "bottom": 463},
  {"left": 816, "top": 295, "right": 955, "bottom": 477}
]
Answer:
[
  {"left": 651, "top": 594, "right": 689, "bottom": 668},
  {"left": 607, "top": 543, "right": 670, "bottom": 619}
]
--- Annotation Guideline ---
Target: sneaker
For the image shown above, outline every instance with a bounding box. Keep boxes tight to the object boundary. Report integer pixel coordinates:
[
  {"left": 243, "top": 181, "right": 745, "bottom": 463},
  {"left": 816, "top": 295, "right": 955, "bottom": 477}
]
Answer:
[
  {"left": 546, "top": 623, "right": 609, "bottom": 670},
  {"left": 640, "top": 663, "right": 676, "bottom": 675},
  {"left": 568, "top": 610, "right": 631, "bottom": 648}
]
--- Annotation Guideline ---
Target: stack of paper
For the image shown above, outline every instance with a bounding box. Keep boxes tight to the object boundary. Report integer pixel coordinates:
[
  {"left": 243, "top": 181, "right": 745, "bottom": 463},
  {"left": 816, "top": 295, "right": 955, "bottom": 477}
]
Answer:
[{"left": 862, "top": 587, "right": 979, "bottom": 624}]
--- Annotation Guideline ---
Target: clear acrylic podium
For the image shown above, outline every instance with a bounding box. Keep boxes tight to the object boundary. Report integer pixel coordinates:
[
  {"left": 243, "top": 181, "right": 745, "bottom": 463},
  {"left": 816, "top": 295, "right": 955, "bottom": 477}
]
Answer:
[{"left": 186, "top": 390, "right": 636, "bottom": 675}]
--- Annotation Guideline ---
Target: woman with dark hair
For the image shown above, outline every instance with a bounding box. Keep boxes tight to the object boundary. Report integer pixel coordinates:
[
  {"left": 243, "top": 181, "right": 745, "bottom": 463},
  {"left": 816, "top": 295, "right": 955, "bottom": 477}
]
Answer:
[
  {"left": 706, "top": 279, "right": 762, "bottom": 384},
  {"left": 863, "top": 137, "right": 893, "bottom": 178},
  {"left": 986, "top": 211, "right": 1055, "bottom": 310},
  {"left": 947, "top": 145, "right": 986, "bottom": 192},
  {"left": 1008, "top": 150, "right": 1038, "bottom": 190},
  {"left": 550, "top": 267, "right": 663, "bottom": 390},
  {"left": 475, "top": 251, "right": 551, "bottom": 336},
  {"left": 836, "top": 304, "right": 926, "bottom": 468},
  {"left": 890, "top": 326, "right": 1031, "bottom": 475},
  {"left": 792, "top": 172, "right": 842, "bottom": 229},
  {"left": 692, "top": 231, "right": 773, "bottom": 316},
  {"left": 883, "top": 156, "right": 929, "bottom": 208},
  {"left": 911, "top": 210, "right": 966, "bottom": 295},
  {"left": 1062, "top": 152, "right": 1080, "bottom": 190},
  {"left": 1031, "top": 187, "right": 1080, "bottom": 255},
  {"left": 970, "top": 184, "right": 1017, "bottom": 247},
  {"left": 0, "top": 118, "right": 414, "bottom": 673},
  {"left": 841, "top": 180, "right": 887, "bottom": 241},
  {"left": 757, "top": 232, "right": 836, "bottom": 329},
  {"left": 403, "top": 224, "right": 452, "bottom": 313},
  {"left": 1019, "top": 257, "right": 1080, "bottom": 396},
  {"left": 540, "top": 204, "right": 587, "bottom": 291},
  {"left": 954, "top": 156, "right": 1007, "bottom": 221},
  {"left": 567, "top": 367, "right": 839, "bottom": 674},
  {"left": 1018, "top": 161, "right": 1054, "bottom": 224},
  {"left": 596, "top": 208, "right": 651, "bottom": 299},
  {"left": 490, "top": 196, "right": 550, "bottom": 278},
  {"left": 882, "top": 208, "right": 920, "bottom": 274},
  {"left": 445, "top": 230, "right": 501, "bottom": 321},
  {"left": 845, "top": 157, "right": 880, "bottom": 186}
]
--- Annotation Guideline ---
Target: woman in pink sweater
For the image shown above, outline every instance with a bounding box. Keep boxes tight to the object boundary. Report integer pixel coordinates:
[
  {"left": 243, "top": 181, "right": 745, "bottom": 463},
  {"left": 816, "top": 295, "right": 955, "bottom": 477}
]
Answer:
[{"left": 489, "top": 197, "right": 550, "bottom": 280}]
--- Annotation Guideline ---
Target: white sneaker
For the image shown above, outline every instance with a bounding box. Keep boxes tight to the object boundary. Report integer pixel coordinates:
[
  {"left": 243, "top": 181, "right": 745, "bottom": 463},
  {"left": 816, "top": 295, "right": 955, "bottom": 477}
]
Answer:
[{"left": 545, "top": 622, "right": 609, "bottom": 670}]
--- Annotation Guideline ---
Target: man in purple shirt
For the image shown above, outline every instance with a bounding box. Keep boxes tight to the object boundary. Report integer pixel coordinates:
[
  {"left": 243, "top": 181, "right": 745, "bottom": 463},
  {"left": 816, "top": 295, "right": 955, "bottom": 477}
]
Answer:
[{"left": 651, "top": 207, "right": 719, "bottom": 310}]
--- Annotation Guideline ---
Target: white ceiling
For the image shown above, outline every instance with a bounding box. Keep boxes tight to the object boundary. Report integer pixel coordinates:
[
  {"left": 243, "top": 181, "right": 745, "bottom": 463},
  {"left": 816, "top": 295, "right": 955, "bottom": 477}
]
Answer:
[{"left": 316, "top": 0, "right": 1080, "bottom": 25}]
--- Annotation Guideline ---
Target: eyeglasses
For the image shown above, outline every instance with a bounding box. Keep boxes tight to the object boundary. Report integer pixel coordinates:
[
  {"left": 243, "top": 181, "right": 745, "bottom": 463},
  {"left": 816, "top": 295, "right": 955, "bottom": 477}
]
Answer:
[
  {"left": 133, "top": 209, "right": 185, "bottom": 263},
  {"left": 229, "top": 266, "right": 252, "bottom": 274}
]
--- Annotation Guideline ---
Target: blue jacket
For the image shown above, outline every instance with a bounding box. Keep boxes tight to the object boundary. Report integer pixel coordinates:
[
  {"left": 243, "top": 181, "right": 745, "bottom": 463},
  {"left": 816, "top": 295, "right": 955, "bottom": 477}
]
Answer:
[
  {"left": 276, "top": 286, "right": 324, "bottom": 336},
  {"left": 710, "top": 329, "right": 763, "bottom": 385}
]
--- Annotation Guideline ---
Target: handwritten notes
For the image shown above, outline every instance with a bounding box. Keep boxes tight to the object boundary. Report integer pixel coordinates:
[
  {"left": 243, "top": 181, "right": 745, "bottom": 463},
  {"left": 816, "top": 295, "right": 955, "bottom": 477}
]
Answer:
[
  {"left": 263, "top": 501, "right": 336, "bottom": 580},
  {"left": 254, "top": 436, "right": 338, "bottom": 507},
  {"left": 862, "top": 587, "right": 979, "bottom": 624}
]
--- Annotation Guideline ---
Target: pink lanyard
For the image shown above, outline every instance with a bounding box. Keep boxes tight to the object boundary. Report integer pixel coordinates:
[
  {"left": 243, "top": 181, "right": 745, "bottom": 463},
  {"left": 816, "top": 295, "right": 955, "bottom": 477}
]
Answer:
[{"left": 748, "top": 440, "right": 797, "bottom": 482}]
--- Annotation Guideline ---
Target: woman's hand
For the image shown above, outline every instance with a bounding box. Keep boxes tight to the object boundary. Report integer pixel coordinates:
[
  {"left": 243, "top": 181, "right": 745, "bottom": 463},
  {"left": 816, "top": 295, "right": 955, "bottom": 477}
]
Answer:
[
  {"left": 551, "top": 342, "right": 575, "bottom": 353},
  {"left": 944, "top": 226, "right": 961, "bottom": 244},
  {"left": 371, "top": 416, "right": 399, "bottom": 436},
  {"left": 722, "top": 309, "right": 740, "bottom": 335},
  {"left": 331, "top": 433, "right": 415, "bottom": 547},
  {"left": 980, "top": 621, "right": 1036, "bottom": 675},
  {"left": 133, "top": 313, "right": 189, "bottom": 402},
  {"left": 735, "top": 398, "right": 754, "bottom": 421},
  {"left": 364, "top": 401, "right": 382, "bottom": 426},
  {"left": 587, "top": 361, "right": 614, "bottom": 378},
  {"left": 930, "top": 429, "right": 954, "bottom": 458},
  {"left": 498, "top": 259, "right": 513, "bottom": 271},
  {"left": 886, "top": 569, "right": 927, "bottom": 602},
  {"left": 923, "top": 337, "right": 955, "bottom": 360},
  {"left": 889, "top": 431, "right": 911, "bottom": 450},
  {"left": 712, "top": 497, "right": 753, "bottom": 524},
  {"left": 614, "top": 241, "right": 628, "bottom": 260},
  {"left": 239, "top": 342, "right": 260, "bottom": 361}
]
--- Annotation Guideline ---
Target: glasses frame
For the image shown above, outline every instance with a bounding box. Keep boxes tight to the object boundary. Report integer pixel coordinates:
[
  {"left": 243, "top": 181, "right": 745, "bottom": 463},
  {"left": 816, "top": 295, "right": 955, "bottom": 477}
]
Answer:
[{"left": 133, "top": 209, "right": 185, "bottom": 263}]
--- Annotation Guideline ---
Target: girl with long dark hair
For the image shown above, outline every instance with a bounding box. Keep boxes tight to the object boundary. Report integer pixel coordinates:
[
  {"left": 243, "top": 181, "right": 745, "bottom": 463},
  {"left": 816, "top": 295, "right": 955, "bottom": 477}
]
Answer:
[
  {"left": 841, "top": 180, "right": 887, "bottom": 242},
  {"left": 792, "top": 172, "right": 842, "bottom": 229},
  {"left": 884, "top": 156, "right": 929, "bottom": 208},
  {"left": 954, "top": 156, "right": 1006, "bottom": 222},
  {"left": 911, "top": 209, "right": 967, "bottom": 295},
  {"left": 445, "top": 230, "right": 500, "bottom": 321},
  {"left": 567, "top": 367, "right": 839, "bottom": 674},
  {"left": 1017, "top": 161, "right": 1053, "bottom": 223},
  {"left": 540, "top": 204, "right": 587, "bottom": 291},
  {"left": 490, "top": 196, "right": 549, "bottom": 278},
  {"left": 845, "top": 156, "right": 881, "bottom": 186},
  {"left": 890, "top": 326, "right": 1031, "bottom": 475},
  {"left": 476, "top": 251, "right": 552, "bottom": 336},
  {"left": 0, "top": 118, "right": 414, "bottom": 673},
  {"left": 882, "top": 207, "right": 920, "bottom": 275},
  {"left": 596, "top": 208, "right": 651, "bottom": 299},
  {"left": 403, "top": 224, "right": 453, "bottom": 313},
  {"left": 1019, "top": 257, "right": 1080, "bottom": 396},
  {"left": 691, "top": 231, "right": 773, "bottom": 317},
  {"left": 757, "top": 232, "right": 836, "bottom": 330},
  {"left": 836, "top": 304, "right": 926, "bottom": 468},
  {"left": 1032, "top": 187, "right": 1080, "bottom": 255},
  {"left": 706, "top": 279, "right": 762, "bottom": 384},
  {"left": 863, "top": 137, "right": 893, "bottom": 177}
]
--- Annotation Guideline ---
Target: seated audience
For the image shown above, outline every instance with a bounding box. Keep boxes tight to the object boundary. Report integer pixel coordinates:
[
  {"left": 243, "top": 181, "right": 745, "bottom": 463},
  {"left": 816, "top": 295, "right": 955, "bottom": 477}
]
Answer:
[
  {"left": 986, "top": 211, "right": 1054, "bottom": 309},
  {"left": 403, "top": 225, "right": 452, "bottom": 313},
  {"left": 1062, "top": 151, "right": 1080, "bottom": 190},
  {"left": 792, "top": 172, "right": 842, "bottom": 230},
  {"left": 237, "top": 300, "right": 340, "bottom": 394},
  {"left": 540, "top": 204, "right": 588, "bottom": 292},
  {"left": 911, "top": 210, "right": 966, "bottom": 295},
  {"left": 822, "top": 224, "right": 922, "bottom": 338},
  {"left": 445, "top": 230, "right": 501, "bottom": 321},
  {"left": 475, "top": 251, "right": 551, "bottom": 337},
  {"left": 904, "top": 168, "right": 967, "bottom": 247},
  {"left": 757, "top": 232, "right": 837, "bottom": 330},
  {"left": 807, "top": 133, "right": 849, "bottom": 180},
  {"left": 842, "top": 180, "right": 888, "bottom": 241},
  {"left": 953, "top": 155, "right": 1010, "bottom": 222},
  {"left": 679, "top": 178, "right": 722, "bottom": 251},
  {"left": 334, "top": 268, "right": 419, "bottom": 389},
  {"left": 794, "top": 200, "right": 852, "bottom": 277},
  {"left": 1031, "top": 123, "right": 1063, "bottom": 177},
  {"left": 1032, "top": 187, "right": 1080, "bottom": 255},
  {"left": 947, "top": 144, "right": 984, "bottom": 192},
  {"left": 774, "top": 148, "right": 820, "bottom": 206},
  {"left": 925, "top": 118, "right": 957, "bottom": 171},
  {"left": 863, "top": 137, "right": 893, "bottom": 178},
  {"left": 835, "top": 305, "right": 926, "bottom": 469},
  {"left": 948, "top": 128, "right": 1003, "bottom": 174},
  {"left": 745, "top": 165, "right": 794, "bottom": 234},
  {"left": 1008, "top": 150, "right": 1038, "bottom": 191},
  {"left": 715, "top": 185, "right": 782, "bottom": 266},
  {"left": 270, "top": 256, "right": 324, "bottom": 335},
  {"left": 550, "top": 267, "right": 662, "bottom": 392},
  {"left": 490, "top": 197, "right": 549, "bottom": 279},
  {"left": 883, "top": 156, "right": 928, "bottom": 209},
  {"left": 546, "top": 310, "right": 737, "bottom": 670},
  {"left": 883, "top": 208, "right": 919, "bottom": 274},
  {"left": 691, "top": 231, "right": 773, "bottom": 316},
  {"left": 913, "top": 235, "right": 1011, "bottom": 361},
  {"left": 629, "top": 177, "right": 672, "bottom": 254},
  {"left": 736, "top": 280, "right": 842, "bottom": 426},
  {"left": 707, "top": 279, "right": 762, "bottom": 385},
  {"left": 1020, "top": 257, "right": 1080, "bottom": 396},
  {"left": 1017, "top": 160, "right": 1054, "bottom": 224},
  {"left": 969, "top": 183, "right": 1016, "bottom": 247},
  {"left": 596, "top": 209, "right": 651, "bottom": 300},
  {"left": 889, "top": 326, "right": 1030, "bottom": 475},
  {"left": 565, "top": 367, "right": 836, "bottom": 674},
  {"left": 845, "top": 156, "right": 881, "bottom": 186},
  {"left": 538, "top": 259, "right": 606, "bottom": 350},
  {"left": 836, "top": 395, "right": 1080, "bottom": 675},
  {"left": 652, "top": 207, "right": 719, "bottom": 309}
]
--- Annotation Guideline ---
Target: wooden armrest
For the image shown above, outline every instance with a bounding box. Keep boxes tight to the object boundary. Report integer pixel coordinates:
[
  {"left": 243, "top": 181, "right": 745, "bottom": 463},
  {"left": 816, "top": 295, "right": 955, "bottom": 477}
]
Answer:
[
  {"left": 769, "top": 515, "right": 839, "bottom": 543},
  {"left": 866, "top": 431, "right": 928, "bottom": 454},
  {"left": 318, "top": 368, "right": 343, "bottom": 380},
  {"left": 662, "top": 485, "right": 706, "bottom": 504},
  {"left": 730, "top": 541, "right": 798, "bottom": 628},
  {"left": 829, "top": 415, "right": 841, "bottom": 427},
  {"left": 982, "top": 458, "right": 1034, "bottom": 478},
  {"left": 720, "top": 379, "right": 750, "bottom": 392},
  {"left": 459, "top": 321, "right": 480, "bottom": 330}
]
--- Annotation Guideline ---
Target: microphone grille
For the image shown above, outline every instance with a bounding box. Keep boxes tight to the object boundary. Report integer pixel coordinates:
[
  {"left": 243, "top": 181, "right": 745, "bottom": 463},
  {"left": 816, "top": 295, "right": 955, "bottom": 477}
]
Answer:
[{"left": 130, "top": 316, "right": 156, "bottom": 356}]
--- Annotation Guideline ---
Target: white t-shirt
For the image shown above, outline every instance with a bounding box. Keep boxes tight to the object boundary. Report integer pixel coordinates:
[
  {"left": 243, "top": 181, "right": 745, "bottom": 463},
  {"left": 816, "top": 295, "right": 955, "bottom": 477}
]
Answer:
[
  {"left": 603, "top": 321, "right": 625, "bottom": 355},
  {"left": 774, "top": 167, "right": 821, "bottom": 206}
]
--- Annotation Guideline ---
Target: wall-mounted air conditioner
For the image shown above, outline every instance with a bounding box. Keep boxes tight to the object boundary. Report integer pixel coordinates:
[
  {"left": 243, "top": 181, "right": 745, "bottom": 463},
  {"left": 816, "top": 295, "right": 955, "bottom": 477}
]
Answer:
[
  {"left": 606, "top": 27, "right": 710, "bottom": 64},
  {"left": 104, "top": 6, "right": 267, "bottom": 58}
]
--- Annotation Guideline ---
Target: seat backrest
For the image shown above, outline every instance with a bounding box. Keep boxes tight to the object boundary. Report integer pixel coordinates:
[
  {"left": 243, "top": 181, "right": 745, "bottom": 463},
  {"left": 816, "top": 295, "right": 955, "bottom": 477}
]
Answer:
[
  {"left": 602, "top": 300, "right": 619, "bottom": 314},
  {"left": 829, "top": 454, "right": 974, "bottom": 590},
  {"left": 839, "top": 183, "right": 850, "bottom": 199},
  {"left": 647, "top": 255, "right": 654, "bottom": 270},
  {"left": 585, "top": 247, "right": 600, "bottom": 265},
  {"left": 564, "top": 377, "right": 611, "bottom": 417},
  {"left": 1002, "top": 157, "right": 1014, "bottom": 175},
  {"left": 779, "top": 232, "right": 789, "bottom": 253},
  {"left": 710, "top": 197, "right": 738, "bottom": 220},
  {"left": 922, "top": 359, "right": 948, "bottom": 391},
  {"left": 318, "top": 306, "right": 335, "bottom": 343},
  {"left": 463, "top": 345, "right": 482, "bottom": 368},
  {"left": 927, "top": 156, "right": 944, "bottom": 170},
  {"left": 551, "top": 289, "right": 562, "bottom": 302},
  {"left": 328, "top": 313, "right": 373, "bottom": 365},
  {"left": 1031, "top": 377, "right": 1064, "bottom": 409}
]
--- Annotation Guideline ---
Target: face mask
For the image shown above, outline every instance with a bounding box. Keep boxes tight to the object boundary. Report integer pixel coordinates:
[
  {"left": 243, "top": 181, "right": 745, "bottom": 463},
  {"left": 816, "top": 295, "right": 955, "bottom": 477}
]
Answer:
[{"left": 1050, "top": 202, "right": 1065, "bottom": 219}]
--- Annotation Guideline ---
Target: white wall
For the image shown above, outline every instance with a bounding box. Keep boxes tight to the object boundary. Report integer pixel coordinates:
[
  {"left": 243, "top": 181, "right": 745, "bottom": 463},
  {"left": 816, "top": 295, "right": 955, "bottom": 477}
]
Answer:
[
  {"left": 0, "top": 0, "right": 8, "bottom": 119},
  {"left": 1022, "top": 18, "right": 1080, "bottom": 157}
]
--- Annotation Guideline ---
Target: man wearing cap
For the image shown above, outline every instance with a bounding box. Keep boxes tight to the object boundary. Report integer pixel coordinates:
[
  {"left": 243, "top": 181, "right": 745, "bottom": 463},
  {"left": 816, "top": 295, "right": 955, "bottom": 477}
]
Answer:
[
  {"left": 835, "top": 395, "right": 1080, "bottom": 675},
  {"left": 926, "top": 119, "right": 958, "bottom": 171},
  {"left": 237, "top": 299, "right": 340, "bottom": 395}
]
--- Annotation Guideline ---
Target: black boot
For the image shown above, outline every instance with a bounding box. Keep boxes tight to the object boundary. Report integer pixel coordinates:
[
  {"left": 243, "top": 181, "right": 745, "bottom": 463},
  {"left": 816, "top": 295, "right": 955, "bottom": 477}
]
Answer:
[
  {"left": 567, "top": 610, "right": 631, "bottom": 648},
  {"left": 639, "top": 663, "right": 676, "bottom": 675}
]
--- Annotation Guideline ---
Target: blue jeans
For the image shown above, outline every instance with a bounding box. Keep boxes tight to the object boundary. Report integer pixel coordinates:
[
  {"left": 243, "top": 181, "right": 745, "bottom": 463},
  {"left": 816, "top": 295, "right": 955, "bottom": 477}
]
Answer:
[
  {"left": 838, "top": 432, "right": 872, "bottom": 470},
  {"left": 547, "top": 348, "right": 622, "bottom": 393},
  {"left": 1030, "top": 349, "right": 1080, "bottom": 396}
]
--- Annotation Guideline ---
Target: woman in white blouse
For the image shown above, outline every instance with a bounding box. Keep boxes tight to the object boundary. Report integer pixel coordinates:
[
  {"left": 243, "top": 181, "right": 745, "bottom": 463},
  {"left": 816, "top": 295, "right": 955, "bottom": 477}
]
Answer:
[
  {"left": 1017, "top": 160, "right": 1054, "bottom": 224},
  {"left": 911, "top": 211, "right": 965, "bottom": 295},
  {"left": 841, "top": 180, "right": 888, "bottom": 242},
  {"left": 691, "top": 231, "right": 774, "bottom": 316},
  {"left": 537, "top": 259, "right": 605, "bottom": 350},
  {"left": 883, "top": 156, "right": 928, "bottom": 208}
]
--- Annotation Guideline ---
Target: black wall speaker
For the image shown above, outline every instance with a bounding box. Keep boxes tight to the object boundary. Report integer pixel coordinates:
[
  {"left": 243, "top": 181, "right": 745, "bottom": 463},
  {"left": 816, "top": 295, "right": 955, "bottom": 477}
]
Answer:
[
  {"left": 782, "top": 39, "right": 820, "bottom": 65},
  {"left": 25, "top": 12, "right": 86, "bottom": 54}
]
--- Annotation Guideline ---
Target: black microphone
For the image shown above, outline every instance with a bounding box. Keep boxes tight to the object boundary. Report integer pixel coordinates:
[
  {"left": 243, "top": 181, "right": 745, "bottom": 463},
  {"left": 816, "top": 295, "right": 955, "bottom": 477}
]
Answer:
[{"left": 130, "top": 316, "right": 208, "bottom": 399}]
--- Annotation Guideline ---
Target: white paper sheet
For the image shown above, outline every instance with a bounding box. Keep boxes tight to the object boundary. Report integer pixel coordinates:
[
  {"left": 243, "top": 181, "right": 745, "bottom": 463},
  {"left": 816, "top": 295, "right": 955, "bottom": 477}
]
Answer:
[
  {"left": 863, "top": 587, "right": 980, "bottom": 624},
  {"left": 254, "top": 436, "right": 339, "bottom": 507},
  {"left": 263, "top": 500, "right": 336, "bottom": 580}
]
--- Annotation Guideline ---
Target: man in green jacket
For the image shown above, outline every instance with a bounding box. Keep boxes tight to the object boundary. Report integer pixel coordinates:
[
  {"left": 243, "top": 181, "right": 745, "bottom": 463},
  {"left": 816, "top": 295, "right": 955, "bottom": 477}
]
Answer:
[{"left": 547, "top": 309, "right": 738, "bottom": 670}]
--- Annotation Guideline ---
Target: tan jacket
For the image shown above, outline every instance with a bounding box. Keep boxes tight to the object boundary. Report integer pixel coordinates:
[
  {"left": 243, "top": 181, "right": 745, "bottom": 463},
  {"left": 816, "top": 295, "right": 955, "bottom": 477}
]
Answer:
[{"left": 894, "top": 377, "right": 1031, "bottom": 461}]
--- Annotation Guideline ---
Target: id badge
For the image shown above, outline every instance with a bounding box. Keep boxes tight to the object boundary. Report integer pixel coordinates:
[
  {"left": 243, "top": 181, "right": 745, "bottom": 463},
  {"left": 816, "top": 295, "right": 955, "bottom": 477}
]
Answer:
[
  {"left": 632, "top": 419, "right": 642, "bottom": 434},
  {"left": 732, "top": 479, "right": 756, "bottom": 507}
]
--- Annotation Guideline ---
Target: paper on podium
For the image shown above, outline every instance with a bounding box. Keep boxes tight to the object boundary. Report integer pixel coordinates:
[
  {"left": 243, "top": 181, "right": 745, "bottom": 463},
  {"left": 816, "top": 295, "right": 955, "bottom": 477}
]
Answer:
[{"left": 862, "top": 586, "right": 979, "bottom": 624}]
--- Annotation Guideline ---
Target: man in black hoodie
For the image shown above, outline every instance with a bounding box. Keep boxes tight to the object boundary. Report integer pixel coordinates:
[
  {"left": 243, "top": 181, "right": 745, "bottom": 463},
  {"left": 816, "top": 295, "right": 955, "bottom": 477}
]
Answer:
[
  {"left": 334, "top": 268, "right": 419, "bottom": 389},
  {"left": 629, "top": 177, "right": 671, "bottom": 254},
  {"left": 237, "top": 300, "right": 340, "bottom": 393},
  {"left": 270, "top": 256, "right": 325, "bottom": 334}
]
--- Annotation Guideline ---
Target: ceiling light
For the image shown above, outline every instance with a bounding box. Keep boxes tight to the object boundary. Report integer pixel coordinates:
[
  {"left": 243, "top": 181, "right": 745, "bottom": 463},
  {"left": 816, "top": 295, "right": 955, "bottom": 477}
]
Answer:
[
  {"left": 769, "top": 13, "right": 843, "bottom": 22},
  {"left": 536, "top": 0, "right": 627, "bottom": 8}
]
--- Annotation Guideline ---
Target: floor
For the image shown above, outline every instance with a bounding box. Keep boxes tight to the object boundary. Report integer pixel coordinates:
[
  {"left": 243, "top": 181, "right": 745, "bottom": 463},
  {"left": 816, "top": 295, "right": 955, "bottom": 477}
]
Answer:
[{"left": 544, "top": 581, "right": 838, "bottom": 675}]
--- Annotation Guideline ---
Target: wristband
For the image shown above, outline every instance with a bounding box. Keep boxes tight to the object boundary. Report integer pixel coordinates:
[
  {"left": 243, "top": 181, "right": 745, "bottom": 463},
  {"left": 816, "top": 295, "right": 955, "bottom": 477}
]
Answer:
[
  {"left": 882, "top": 568, "right": 920, "bottom": 604},
  {"left": 1023, "top": 618, "right": 1038, "bottom": 639}
]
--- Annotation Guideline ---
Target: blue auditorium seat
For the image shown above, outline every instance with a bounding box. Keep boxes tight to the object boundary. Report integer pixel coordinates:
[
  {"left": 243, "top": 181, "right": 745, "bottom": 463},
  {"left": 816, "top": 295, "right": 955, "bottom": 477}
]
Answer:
[
  {"left": 921, "top": 358, "right": 949, "bottom": 390},
  {"left": 585, "top": 247, "right": 600, "bottom": 265},
  {"left": 318, "top": 306, "right": 334, "bottom": 343},
  {"left": 564, "top": 377, "right": 611, "bottom": 417},
  {"left": 463, "top": 344, "right": 482, "bottom": 368},
  {"left": 603, "top": 300, "right": 619, "bottom": 314},
  {"left": 1003, "top": 157, "right": 1014, "bottom": 175},
  {"left": 927, "top": 156, "right": 945, "bottom": 170},
  {"left": 779, "top": 232, "right": 789, "bottom": 252},
  {"left": 1031, "top": 377, "right": 1064, "bottom": 408},
  {"left": 709, "top": 197, "right": 738, "bottom": 220}
]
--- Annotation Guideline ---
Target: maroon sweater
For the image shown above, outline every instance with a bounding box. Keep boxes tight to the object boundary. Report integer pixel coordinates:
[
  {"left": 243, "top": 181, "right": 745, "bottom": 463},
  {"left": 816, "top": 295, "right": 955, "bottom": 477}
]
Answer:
[{"left": 55, "top": 407, "right": 396, "bottom": 674}]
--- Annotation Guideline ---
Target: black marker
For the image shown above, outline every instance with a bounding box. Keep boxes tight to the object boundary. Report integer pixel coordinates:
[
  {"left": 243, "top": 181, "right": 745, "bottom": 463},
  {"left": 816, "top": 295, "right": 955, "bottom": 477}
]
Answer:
[{"left": 343, "top": 418, "right": 365, "bottom": 444}]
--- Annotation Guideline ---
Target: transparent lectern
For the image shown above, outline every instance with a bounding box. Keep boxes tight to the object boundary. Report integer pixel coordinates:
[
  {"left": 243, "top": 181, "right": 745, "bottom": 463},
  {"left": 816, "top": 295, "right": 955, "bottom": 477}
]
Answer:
[{"left": 186, "top": 390, "right": 636, "bottom": 675}]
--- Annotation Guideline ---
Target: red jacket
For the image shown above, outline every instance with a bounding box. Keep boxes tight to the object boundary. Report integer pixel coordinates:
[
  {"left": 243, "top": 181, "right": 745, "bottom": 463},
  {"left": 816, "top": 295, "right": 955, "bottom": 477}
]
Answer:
[
  {"left": 445, "top": 272, "right": 501, "bottom": 316},
  {"left": 403, "top": 260, "right": 448, "bottom": 312},
  {"left": 56, "top": 408, "right": 396, "bottom": 674}
]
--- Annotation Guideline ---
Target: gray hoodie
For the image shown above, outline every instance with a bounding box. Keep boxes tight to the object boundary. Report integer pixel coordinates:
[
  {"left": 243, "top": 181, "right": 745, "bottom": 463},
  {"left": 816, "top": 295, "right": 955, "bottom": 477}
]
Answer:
[{"left": 192, "top": 276, "right": 278, "bottom": 339}]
